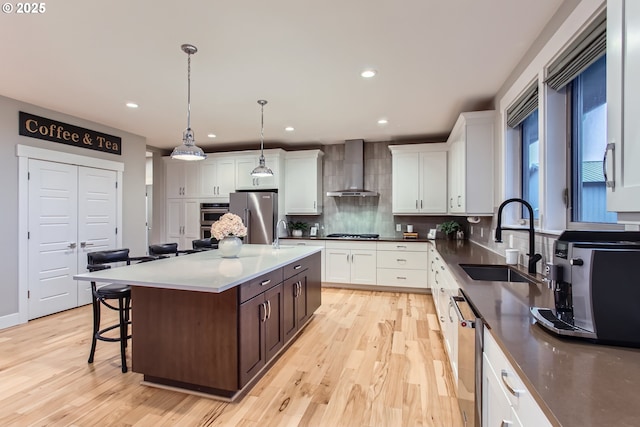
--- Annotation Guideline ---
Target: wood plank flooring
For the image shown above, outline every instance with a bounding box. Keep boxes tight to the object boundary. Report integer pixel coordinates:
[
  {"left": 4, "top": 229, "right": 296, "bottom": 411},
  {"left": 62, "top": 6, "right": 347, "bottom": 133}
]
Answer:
[{"left": 0, "top": 288, "right": 462, "bottom": 427}]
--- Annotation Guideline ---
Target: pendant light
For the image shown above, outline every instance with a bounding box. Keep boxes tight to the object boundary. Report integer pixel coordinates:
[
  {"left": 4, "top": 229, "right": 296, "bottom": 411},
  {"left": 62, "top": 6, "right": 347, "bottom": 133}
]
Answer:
[
  {"left": 251, "top": 99, "right": 273, "bottom": 177},
  {"left": 171, "top": 44, "right": 206, "bottom": 161}
]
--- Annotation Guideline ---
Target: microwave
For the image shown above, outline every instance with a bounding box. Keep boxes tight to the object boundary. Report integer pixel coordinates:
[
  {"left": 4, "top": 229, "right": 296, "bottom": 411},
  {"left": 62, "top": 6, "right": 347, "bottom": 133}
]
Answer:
[{"left": 200, "top": 203, "right": 229, "bottom": 225}]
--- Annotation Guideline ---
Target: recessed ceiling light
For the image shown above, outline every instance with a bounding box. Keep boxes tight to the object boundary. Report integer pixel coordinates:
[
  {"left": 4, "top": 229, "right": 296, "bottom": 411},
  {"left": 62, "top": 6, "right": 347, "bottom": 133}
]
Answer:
[
  {"left": 361, "top": 69, "right": 377, "bottom": 78},
  {"left": 126, "top": 102, "right": 139, "bottom": 108},
  {"left": 207, "top": 133, "right": 217, "bottom": 138},
  {"left": 285, "top": 126, "right": 295, "bottom": 132},
  {"left": 378, "top": 118, "right": 388, "bottom": 125}
]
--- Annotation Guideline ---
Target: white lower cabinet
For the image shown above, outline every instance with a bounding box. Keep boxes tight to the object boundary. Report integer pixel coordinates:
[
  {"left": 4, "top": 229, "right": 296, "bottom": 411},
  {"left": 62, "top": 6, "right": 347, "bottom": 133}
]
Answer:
[
  {"left": 325, "top": 241, "right": 377, "bottom": 285},
  {"left": 483, "top": 331, "right": 552, "bottom": 427},
  {"left": 279, "top": 239, "right": 326, "bottom": 282},
  {"left": 376, "top": 242, "right": 429, "bottom": 288},
  {"left": 429, "top": 245, "right": 458, "bottom": 381}
]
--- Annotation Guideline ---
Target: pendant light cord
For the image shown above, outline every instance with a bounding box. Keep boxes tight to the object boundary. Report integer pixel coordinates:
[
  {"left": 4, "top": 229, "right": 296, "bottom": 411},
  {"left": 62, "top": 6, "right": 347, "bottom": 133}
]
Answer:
[
  {"left": 260, "top": 101, "right": 265, "bottom": 156},
  {"left": 187, "top": 52, "right": 191, "bottom": 131}
]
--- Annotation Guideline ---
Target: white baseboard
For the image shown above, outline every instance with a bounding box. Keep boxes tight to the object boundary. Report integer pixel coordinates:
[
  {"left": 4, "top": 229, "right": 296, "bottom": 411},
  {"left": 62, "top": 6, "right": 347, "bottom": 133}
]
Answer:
[{"left": 0, "top": 312, "right": 23, "bottom": 330}]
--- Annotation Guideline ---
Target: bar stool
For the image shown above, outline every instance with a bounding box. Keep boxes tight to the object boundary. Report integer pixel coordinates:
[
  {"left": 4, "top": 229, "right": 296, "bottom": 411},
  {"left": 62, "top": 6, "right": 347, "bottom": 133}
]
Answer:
[
  {"left": 86, "top": 248, "right": 154, "bottom": 373},
  {"left": 149, "top": 242, "right": 180, "bottom": 258},
  {"left": 192, "top": 238, "right": 217, "bottom": 251}
]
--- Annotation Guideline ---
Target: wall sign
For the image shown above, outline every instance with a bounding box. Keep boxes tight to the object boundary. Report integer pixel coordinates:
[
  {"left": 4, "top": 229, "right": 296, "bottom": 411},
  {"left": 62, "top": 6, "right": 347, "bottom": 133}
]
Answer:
[{"left": 19, "top": 111, "right": 122, "bottom": 155}]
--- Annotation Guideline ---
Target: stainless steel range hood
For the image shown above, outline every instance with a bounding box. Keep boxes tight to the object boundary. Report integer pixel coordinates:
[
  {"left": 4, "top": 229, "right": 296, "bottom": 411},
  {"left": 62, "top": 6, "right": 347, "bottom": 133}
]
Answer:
[{"left": 326, "top": 139, "right": 379, "bottom": 197}]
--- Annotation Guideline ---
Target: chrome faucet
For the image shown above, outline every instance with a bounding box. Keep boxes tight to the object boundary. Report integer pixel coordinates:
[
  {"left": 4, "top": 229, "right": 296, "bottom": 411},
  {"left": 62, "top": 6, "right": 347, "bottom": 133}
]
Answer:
[
  {"left": 273, "top": 219, "right": 287, "bottom": 249},
  {"left": 495, "top": 198, "right": 542, "bottom": 275}
]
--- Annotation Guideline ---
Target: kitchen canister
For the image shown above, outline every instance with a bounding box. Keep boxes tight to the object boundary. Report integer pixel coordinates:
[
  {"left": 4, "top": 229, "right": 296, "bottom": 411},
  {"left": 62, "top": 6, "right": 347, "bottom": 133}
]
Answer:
[{"left": 505, "top": 249, "right": 519, "bottom": 265}]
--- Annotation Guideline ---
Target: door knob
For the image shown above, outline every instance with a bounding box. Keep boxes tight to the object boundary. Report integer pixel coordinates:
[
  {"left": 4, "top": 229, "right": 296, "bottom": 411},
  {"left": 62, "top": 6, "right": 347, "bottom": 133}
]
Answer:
[{"left": 67, "top": 242, "right": 77, "bottom": 249}]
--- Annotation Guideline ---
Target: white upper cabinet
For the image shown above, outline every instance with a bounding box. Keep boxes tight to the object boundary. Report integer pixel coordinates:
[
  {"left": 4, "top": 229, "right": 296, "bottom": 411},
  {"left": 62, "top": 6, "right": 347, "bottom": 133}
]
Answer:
[
  {"left": 389, "top": 143, "right": 448, "bottom": 215},
  {"left": 200, "top": 155, "right": 236, "bottom": 201},
  {"left": 446, "top": 111, "right": 495, "bottom": 216},
  {"left": 607, "top": 0, "right": 640, "bottom": 212},
  {"left": 284, "top": 150, "right": 324, "bottom": 215},
  {"left": 235, "top": 149, "right": 284, "bottom": 190},
  {"left": 164, "top": 158, "right": 200, "bottom": 198}
]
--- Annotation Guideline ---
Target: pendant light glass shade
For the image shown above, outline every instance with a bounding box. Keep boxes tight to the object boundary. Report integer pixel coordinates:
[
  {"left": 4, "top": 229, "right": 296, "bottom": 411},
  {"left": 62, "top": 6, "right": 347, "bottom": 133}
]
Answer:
[
  {"left": 251, "top": 99, "right": 273, "bottom": 177},
  {"left": 171, "top": 44, "right": 206, "bottom": 161}
]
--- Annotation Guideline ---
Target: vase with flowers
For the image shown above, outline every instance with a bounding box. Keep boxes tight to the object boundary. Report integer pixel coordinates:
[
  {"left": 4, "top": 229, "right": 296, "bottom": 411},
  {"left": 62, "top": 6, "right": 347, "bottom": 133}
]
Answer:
[{"left": 210, "top": 213, "right": 248, "bottom": 258}]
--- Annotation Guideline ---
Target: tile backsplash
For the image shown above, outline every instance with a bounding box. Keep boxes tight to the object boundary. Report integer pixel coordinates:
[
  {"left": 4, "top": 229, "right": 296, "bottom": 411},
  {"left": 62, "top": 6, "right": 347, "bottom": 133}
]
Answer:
[
  {"left": 466, "top": 215, "right": 556, "bottom": 271},
  {"left": 286, "top": 141, "right": 468, "bottom": 239}
]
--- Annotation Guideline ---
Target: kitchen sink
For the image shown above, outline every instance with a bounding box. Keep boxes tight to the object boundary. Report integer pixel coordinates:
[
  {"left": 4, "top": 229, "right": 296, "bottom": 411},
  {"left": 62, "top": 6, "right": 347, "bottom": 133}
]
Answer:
[{"left": 459, "top": 264, "right": 532, "bottom": 283}]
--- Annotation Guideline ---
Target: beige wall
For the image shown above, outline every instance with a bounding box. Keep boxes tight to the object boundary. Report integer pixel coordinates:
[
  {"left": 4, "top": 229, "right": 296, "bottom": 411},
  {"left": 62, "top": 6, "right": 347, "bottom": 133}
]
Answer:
[{"left": 0, "top": 94, "right": 148, "bottom": 319}]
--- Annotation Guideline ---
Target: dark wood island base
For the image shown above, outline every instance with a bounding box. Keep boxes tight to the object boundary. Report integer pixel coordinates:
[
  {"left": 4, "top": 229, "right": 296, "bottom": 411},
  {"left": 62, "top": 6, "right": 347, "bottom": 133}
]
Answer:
[{"left": 131, "top": 252, "right": 321, "bottom": 400}]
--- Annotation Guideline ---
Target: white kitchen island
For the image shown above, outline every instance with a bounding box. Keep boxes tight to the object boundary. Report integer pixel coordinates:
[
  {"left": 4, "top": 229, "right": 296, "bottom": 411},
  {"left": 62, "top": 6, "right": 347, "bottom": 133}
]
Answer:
[{"left": 75, "top": 244, "right": 323, "bottom": 400}]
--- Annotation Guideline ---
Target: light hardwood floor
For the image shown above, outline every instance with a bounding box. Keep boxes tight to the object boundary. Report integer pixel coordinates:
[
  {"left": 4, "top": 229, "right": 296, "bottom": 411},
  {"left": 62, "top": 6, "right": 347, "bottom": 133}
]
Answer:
[{"left": 0, "top": 288, "right": 462, "bottom": 427}]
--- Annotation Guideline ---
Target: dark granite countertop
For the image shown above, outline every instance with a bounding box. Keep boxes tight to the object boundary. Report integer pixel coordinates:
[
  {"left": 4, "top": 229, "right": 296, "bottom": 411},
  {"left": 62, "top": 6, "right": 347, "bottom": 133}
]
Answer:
[{"left": 434, "top": 239, "right": 640, "bottom": 427}]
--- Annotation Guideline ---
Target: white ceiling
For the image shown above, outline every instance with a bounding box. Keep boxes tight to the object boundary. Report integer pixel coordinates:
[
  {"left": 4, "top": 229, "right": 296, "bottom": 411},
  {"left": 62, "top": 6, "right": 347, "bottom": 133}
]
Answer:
[{"left": 0, "top": 0, "right": 564, "bottom": 151}]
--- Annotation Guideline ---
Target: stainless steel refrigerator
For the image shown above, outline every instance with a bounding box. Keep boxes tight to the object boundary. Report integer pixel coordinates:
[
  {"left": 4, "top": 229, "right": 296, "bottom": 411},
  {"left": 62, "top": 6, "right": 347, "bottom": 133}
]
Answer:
[{"left": 229, "top": 192, "right": 278, "bottom": 244}]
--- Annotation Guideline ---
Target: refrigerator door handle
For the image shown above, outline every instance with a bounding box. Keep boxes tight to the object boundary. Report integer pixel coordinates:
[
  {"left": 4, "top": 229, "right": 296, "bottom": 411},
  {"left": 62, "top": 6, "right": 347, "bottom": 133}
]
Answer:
[{"left": 244, "top": 208, "right": 251, "bottom": 242}]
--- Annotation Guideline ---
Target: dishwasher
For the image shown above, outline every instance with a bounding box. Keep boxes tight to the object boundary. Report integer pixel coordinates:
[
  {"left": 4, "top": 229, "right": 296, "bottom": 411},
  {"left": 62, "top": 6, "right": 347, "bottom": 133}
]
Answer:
[{"left": 451, "top": 290, "right": 483, "bottom": 427}]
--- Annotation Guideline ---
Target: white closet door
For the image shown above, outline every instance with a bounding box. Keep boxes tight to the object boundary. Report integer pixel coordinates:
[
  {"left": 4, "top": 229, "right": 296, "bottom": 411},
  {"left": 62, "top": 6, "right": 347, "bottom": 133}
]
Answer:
[
  {"left": 76, "top": 166, "right": 117, "bottom": 306},
  {"left": 28, "top": 159, "right": 79, "bottom": 319}
]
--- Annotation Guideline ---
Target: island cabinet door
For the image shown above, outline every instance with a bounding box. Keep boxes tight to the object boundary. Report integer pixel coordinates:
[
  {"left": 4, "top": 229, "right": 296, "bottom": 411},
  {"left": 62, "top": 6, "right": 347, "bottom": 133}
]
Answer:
[
  {"left": 283, "top": 272, "right": 310, "bottom": 343},
  {"left": 283, "top": 275, "right": 299, "bottom": 342},
  {"left": 239, "top": 283, "right": 285, "bottom": 387},
  {"left": 264, "top": 283, "right": 284, "bottom": 362},
  {"left": 239, "top": 294, "right": 267, "bottom": 386}
]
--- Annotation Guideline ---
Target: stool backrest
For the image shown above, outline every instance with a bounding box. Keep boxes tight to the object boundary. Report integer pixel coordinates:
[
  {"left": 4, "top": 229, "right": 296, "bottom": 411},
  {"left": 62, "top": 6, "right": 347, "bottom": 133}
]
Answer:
[
  {"left": 192, "top": 238, "right": 214, "bottom": 250},
  {"left": 149, "top": 243, "right": 179, "bottom": 256},
  {"left": 87, "top": 249, "right": 130, "bottom": 270}
]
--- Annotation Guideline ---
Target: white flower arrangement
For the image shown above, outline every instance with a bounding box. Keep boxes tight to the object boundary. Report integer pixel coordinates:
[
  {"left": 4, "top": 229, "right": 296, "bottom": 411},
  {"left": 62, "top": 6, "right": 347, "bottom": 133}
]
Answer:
[{"left": 210, "top": 213, "right": 248, "bottom": 240}]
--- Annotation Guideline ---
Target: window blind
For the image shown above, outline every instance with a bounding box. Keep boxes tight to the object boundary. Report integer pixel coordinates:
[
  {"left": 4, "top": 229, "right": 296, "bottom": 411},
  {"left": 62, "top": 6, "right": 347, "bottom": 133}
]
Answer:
[
  {"left": 506, "top": 82, "right": 538, "bottom": 128},
  {"left": 545, "top": 11, "right": 606, "bottom": 91}
]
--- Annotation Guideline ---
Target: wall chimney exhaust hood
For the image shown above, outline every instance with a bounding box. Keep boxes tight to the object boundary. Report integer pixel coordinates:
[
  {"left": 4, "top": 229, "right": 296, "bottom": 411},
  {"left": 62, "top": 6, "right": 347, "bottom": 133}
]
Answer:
[{"left": 326, "top": 139, "right": 379, "bottom": 197}]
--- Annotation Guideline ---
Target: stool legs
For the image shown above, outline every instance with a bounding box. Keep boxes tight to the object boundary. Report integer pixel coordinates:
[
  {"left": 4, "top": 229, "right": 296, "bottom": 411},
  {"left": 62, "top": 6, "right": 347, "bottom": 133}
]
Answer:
[
  {"left": 88, "top": 293, "right": 131, "bottom": 373},
  {"left": 118, "top": 296, "right": 129, "bottom": 373},
  {"left": 88, "top": 298, "right": 100, "bottom": 364}
]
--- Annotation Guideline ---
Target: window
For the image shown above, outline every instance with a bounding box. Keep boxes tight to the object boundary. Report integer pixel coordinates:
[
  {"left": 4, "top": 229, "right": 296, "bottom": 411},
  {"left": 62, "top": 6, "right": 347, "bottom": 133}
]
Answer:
[
  {"left": 521, "top": 109, "right": 539, "bottom": 220},
  {"left": 568, "top": 55, "right": 617, "bottom": 223}
]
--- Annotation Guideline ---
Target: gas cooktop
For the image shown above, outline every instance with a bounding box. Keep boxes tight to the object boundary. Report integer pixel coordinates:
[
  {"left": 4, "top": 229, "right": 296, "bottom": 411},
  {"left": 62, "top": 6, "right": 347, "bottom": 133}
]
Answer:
[{"left": 326, "top": 233, "right": 379, "bottom": 240}]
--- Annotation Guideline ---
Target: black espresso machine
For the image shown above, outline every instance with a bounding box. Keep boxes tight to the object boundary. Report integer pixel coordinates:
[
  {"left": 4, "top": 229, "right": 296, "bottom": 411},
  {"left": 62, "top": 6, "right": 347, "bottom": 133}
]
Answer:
[{"left": 531, "top": 230, "right": 640, "bottom": 347}]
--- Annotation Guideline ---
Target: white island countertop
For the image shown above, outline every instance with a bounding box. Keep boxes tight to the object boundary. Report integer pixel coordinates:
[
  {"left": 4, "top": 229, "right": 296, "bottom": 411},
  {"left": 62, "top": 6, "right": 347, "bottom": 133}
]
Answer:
[{"left": 74, "top": 244, "right": 322, "bottom": 293}]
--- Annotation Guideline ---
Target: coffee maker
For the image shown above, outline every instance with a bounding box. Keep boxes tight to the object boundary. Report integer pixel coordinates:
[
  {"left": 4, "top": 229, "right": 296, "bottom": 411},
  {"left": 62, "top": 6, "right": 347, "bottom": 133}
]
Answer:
[{"left": 531, "top": 230, "right": 640, "bottom": 347}]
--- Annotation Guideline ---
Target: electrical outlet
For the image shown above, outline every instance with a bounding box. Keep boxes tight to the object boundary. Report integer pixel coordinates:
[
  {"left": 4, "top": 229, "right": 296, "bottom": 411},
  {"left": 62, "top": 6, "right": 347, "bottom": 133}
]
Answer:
[
  {"left": 396, "top": 224, "right": 402, "bottom": 232},
  {"left": 480, "top": 227, "right": 484, "bottom": 238},
  {"left": 509, "top": 234, "right": 514, "bottom": 248},
  {"left": 470, "top": 225, "right": 474, "bottom": 235}
]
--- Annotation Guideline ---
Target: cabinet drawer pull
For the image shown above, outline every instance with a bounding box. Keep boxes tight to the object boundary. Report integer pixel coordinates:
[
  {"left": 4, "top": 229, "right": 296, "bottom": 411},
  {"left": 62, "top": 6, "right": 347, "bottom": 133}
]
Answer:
[
  {"left": 396, "top": 258, "right": 407, "bottom": 263},
  {"left": 396, "top": 245, "right": 407, "bottom": 249},
  {"left": 396, "top": 276, "right": 406, "bottom": 280},
  {"left": 266, "top": 300, "right": 272, "bottom": 319},
  {"left": 501, "top": 370, "right": 524, "bottom": 397},
  {"left": 260, "top": 279, "right": 271, "bottom": 286},
  {"left": 294, "top": 264, "right": 302, "bottom": 270}
]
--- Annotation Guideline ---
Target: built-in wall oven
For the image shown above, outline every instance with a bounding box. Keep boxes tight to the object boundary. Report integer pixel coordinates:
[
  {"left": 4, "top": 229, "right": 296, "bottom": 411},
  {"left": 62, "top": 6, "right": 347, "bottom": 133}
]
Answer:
[
  {"left": 451, "top": 290, "right": 483, "bottom": 427},
  {"left": 200, "top": 202, "right": 229, "bottom": 241}
]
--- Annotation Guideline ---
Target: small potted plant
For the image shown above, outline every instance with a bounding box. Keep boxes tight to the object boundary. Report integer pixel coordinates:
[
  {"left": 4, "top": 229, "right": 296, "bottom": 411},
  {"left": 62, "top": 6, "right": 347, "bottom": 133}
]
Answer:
[
  {"left": 288, "top": 221, "right": 308, "bottom": 237},
  {"left": 437, "top": 220, "right": 461, "bottom": 239}
]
